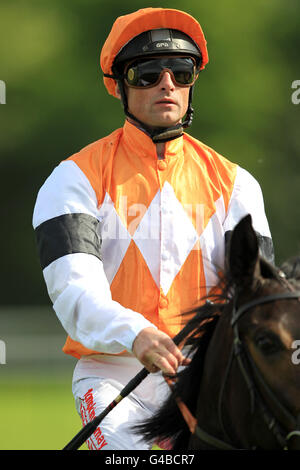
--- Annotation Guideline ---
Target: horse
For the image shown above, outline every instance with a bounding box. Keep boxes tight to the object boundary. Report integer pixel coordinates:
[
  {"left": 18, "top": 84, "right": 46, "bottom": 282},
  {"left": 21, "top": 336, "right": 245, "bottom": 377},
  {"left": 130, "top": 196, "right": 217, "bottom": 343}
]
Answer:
[{"left": 134, "top": 214, "right": 300, "bottom": 450}]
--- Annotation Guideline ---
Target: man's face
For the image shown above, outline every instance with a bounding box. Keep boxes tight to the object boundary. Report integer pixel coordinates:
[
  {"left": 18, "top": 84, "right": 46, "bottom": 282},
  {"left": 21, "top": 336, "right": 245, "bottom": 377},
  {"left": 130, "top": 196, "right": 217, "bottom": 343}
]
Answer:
[{"left": 117, "top": 58, "right": 194, "bottom": 129}]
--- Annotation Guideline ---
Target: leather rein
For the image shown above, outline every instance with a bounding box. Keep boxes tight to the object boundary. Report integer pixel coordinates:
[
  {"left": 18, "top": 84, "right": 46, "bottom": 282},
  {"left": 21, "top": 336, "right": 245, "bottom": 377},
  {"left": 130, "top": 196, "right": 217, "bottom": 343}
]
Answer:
[{"left": 166, "top": 291, "right": 300, "bottom": 450}]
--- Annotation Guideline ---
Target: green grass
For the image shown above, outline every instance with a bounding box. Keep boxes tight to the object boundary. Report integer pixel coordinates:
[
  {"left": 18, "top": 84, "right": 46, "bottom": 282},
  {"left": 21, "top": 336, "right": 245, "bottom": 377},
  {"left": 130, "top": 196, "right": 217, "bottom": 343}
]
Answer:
[{"left": 0, "top": 374, "right": 87, "bottom": 450}]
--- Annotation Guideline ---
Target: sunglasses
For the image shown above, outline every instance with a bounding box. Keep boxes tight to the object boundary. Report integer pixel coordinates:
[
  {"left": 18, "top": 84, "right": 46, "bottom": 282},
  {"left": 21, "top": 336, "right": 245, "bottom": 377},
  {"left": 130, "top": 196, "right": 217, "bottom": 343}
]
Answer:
[{"left": 124, "top": 57, "right": 198, "bottom": 89}]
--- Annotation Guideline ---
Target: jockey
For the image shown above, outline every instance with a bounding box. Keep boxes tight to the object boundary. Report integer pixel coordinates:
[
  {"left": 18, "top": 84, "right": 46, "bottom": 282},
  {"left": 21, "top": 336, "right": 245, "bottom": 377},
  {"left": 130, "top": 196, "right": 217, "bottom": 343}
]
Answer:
[{"left": 32, "top": 7, "right": 274, "bottom": 450}]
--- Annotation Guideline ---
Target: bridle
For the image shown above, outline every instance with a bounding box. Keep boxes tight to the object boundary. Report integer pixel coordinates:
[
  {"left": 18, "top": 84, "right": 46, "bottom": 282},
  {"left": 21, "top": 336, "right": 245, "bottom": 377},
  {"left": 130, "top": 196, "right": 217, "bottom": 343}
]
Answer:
[
  {"left": 227, "top": 291, "right": 300, "bottom": 450},
  {"left": 167, "top": 290, "right": 300, "bottom": 450}
]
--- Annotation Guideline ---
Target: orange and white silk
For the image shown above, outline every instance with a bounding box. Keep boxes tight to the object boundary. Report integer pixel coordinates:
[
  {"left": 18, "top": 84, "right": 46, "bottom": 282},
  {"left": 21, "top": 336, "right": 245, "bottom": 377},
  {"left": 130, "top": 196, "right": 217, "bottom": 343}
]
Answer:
[{"left": 33, "top": 120, "right": 272, "bottom": 359}]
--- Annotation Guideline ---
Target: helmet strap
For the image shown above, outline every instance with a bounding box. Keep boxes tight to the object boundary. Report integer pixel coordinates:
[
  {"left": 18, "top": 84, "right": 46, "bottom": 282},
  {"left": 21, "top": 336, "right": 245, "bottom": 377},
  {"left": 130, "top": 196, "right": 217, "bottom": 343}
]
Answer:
[{"left": 117, "top": 79, "right": 195, "bottom": 143}]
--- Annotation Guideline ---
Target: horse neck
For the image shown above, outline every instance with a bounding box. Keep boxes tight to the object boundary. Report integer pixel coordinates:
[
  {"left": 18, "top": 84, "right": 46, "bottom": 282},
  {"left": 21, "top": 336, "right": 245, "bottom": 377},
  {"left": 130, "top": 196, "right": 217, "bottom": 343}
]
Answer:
[
  {"left": 193, "top": 306, "right": 235, "bottom": 440},
  {"left": 189, "top": 302, "right": 256, "bottom": 448}
]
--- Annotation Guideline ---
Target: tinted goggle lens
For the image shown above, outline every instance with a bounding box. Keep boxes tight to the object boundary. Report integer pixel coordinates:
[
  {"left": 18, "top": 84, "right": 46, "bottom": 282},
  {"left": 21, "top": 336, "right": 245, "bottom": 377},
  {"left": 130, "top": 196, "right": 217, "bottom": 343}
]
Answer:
[{"left": 125, "top": 57, "right": 197, "bottom": 88}]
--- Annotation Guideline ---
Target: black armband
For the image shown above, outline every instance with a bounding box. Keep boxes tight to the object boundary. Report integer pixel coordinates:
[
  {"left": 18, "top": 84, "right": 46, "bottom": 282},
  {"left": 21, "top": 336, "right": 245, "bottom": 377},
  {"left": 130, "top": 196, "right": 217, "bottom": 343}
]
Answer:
[{"left": 35, "top": 213, "right": 102, "bottom": 269}]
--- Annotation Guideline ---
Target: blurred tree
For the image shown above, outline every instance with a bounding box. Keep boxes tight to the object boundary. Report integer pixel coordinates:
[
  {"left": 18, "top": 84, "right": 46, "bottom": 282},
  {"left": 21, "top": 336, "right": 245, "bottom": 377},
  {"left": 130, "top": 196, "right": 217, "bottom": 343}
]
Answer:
[{"left": 0, "top": 0, "right": 299, "bottom": 305}]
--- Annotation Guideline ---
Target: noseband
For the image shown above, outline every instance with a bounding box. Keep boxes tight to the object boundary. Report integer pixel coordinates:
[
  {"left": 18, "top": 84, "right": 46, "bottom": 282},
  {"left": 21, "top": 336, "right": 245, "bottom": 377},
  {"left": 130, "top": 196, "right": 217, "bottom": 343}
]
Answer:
[{"left": 173, "top": 291, "right": 300, "bottom": 450}]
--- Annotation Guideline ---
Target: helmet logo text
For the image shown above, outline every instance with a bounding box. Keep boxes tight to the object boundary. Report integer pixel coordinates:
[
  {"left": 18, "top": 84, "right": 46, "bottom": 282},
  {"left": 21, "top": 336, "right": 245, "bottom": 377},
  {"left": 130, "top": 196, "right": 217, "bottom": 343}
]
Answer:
[{"left": 156, "top": 42, "right": 170, "bottom": 48}]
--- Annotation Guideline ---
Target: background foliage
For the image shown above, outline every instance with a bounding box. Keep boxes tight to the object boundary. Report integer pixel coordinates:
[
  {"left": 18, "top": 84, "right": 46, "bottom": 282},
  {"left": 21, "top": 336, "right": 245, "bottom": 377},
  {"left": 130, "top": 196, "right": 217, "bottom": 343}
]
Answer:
[
  {"left": 1, "top": 0, "right": 300, "bottom": 305},
  {"left": 0, "top": 0, "right": 300, "bottom": 450}
]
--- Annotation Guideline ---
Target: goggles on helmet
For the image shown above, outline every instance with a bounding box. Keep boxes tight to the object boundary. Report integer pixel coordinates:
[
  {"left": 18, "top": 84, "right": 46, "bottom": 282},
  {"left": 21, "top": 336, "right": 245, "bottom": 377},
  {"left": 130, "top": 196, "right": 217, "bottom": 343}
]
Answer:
[{"left": 123, "top": 56, "right": 198, "bottom": 89}]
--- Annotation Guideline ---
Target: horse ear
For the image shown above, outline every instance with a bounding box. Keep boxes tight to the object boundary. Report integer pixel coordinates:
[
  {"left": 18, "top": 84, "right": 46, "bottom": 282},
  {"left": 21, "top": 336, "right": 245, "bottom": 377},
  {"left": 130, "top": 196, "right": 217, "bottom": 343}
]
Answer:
[{"left": 227, "top": 214, "right": 260, "bottom": 286}]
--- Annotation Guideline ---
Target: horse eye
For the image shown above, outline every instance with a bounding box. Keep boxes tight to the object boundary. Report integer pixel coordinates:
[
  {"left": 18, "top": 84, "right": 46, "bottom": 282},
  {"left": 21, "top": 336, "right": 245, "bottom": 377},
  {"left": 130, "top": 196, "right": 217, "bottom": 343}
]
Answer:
[{"left": 254, "top": 332, "right": 282, "bottom": 355}]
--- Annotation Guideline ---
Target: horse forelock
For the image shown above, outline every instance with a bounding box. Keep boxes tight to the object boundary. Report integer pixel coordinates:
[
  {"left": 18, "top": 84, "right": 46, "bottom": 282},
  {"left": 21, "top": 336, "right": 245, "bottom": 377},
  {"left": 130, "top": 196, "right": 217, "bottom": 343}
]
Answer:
[
  {"left": 280, "top": 255, "right": 300, "bottom": 281},
  {"left": 257, "top": 256, "right": 300, "bottom": 296}
]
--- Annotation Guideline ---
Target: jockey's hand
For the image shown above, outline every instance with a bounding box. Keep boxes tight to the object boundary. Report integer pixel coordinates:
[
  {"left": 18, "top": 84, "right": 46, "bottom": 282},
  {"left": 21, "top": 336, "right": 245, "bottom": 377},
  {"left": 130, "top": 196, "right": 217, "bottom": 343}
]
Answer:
[{"left": 132, "top": 327, "right": 191, "bottom": 375}]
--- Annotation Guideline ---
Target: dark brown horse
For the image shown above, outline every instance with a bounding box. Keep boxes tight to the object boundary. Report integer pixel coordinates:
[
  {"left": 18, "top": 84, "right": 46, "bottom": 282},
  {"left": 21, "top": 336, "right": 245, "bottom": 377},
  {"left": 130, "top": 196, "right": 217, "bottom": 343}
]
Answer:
[{"left": 135, "top": 215, "right": 300, "bottom": 450}]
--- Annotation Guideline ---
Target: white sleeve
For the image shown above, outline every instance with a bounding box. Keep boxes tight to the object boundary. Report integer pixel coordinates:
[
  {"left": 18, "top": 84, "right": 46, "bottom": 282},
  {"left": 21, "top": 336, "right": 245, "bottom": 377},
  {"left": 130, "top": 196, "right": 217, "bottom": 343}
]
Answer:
[
  {"left": 224, "top": 167, "right": 271, "bottom": 235},
  {"left": 223, "top": 166, "right": 274, "bottom": 261},
  {"left": 32, "top": 160, "right": 156, "bottom": 354}
]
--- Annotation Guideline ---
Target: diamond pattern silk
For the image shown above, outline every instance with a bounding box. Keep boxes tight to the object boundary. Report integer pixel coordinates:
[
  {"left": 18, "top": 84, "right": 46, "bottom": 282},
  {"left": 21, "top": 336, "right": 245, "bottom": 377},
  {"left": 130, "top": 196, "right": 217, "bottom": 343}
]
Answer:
[{"left": 65, "top": 120, "right": 238, "bottom": 346}]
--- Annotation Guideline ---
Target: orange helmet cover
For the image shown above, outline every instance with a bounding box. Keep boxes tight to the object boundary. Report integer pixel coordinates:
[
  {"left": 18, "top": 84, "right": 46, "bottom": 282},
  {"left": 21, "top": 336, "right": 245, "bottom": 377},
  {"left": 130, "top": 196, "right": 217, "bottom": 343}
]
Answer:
[{"left": 100, "top": 8, "right": 209, "bottom": 97}]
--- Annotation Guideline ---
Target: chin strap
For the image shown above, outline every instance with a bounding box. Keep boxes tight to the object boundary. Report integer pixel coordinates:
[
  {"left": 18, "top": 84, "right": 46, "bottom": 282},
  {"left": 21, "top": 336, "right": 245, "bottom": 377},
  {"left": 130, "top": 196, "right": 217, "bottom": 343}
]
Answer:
[{"left": 116, "top": 78, "right": 195, "bottom": 143}]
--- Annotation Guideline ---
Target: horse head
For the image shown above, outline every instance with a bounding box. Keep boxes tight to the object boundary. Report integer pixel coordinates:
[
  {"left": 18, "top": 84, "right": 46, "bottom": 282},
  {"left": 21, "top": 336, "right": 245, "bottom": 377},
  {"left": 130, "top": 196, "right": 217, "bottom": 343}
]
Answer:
[
  {"left": 136, "top": 214, "right": 300, "bottom": 450},
  {"left": 192, "top": 214, "right": 300, "bottom": 450}
]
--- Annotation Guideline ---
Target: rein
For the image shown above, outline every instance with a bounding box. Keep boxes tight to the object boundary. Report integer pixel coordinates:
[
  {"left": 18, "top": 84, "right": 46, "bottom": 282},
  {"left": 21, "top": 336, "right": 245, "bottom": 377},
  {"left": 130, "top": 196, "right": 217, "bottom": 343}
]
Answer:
[
  {"left": 164, "top": 376, "right": 237, "bottom": 450},
  {"left": 169, "top": 291, "right": 300, "bottom": 450}
]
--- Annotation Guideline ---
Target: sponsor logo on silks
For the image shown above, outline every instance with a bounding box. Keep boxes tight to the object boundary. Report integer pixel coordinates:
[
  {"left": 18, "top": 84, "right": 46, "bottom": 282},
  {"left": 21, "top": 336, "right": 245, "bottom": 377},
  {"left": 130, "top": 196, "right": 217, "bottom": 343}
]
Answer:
[{"left": 80, "top": 388, "right": 108, "bottom": 450}]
